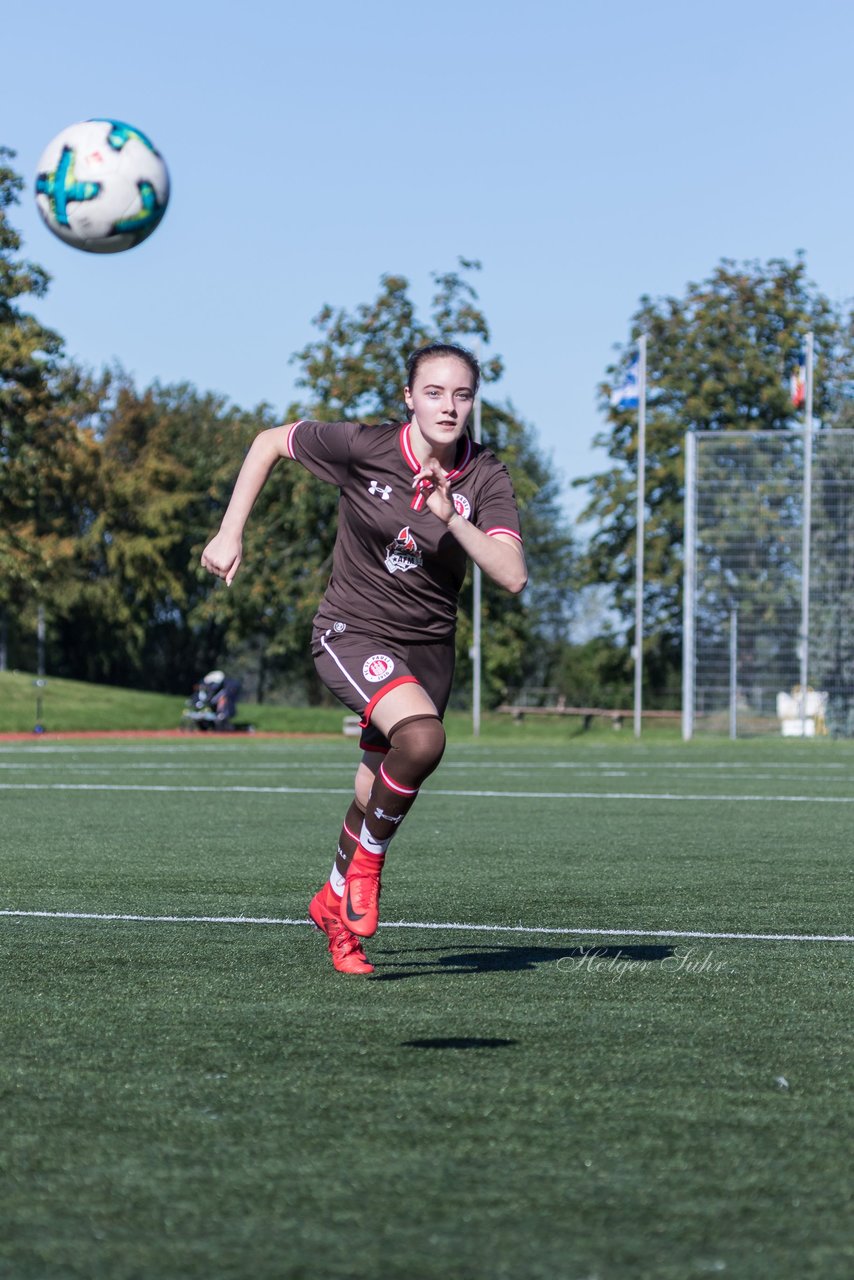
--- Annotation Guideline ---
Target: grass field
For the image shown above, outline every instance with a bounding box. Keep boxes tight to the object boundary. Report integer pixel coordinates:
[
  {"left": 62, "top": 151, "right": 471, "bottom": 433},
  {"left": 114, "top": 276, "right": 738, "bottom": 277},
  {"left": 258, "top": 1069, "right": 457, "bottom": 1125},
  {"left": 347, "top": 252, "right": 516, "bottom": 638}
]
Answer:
[
  {"left": 0, "top": 670, "right": 347, "bottom": 735},
  {"left": 1, "top": 734, "right": 852, "bottom": 1279}
]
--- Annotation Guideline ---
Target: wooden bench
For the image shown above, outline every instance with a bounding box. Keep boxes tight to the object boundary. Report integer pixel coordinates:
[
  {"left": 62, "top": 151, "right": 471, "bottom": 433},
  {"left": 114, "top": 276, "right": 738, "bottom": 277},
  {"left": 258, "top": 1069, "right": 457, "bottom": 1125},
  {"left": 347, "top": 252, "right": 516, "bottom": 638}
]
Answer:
[{"left": 495, "top": 704, "right": 681, "bottom": 731}]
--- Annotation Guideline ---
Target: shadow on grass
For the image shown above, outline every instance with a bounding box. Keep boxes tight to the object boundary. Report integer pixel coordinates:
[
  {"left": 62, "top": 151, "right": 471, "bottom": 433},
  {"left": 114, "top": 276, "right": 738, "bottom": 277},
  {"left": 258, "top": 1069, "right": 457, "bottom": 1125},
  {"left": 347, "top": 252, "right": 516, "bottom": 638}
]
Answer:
[
  {"left": 401, "top": 1037, "right": 518, "bottom": 1050},
  {"left": 371, "top": 942, "right": 674, "bottom": 981}
]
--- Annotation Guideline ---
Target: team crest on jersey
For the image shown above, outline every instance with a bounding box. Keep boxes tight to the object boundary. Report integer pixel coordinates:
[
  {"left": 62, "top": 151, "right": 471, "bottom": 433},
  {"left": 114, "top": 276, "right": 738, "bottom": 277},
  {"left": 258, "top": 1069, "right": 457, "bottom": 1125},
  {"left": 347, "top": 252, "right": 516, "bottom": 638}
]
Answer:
[
  {"left": 451, "top": 493, "right": 471, "bottom": 520},
  {"left": 363, "top": 654, "right": 395, "bottom": 682},
  {"left": 384, "top": 526, "right": 422, "bottom": 575}
]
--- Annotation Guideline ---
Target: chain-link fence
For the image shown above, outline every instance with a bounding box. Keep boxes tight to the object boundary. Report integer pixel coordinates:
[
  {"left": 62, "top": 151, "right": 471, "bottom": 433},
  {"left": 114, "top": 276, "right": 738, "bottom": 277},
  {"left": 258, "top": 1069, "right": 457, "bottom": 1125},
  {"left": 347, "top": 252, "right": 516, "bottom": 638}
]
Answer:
[{"left": 683, "top": 429, "right": 854, "bottom": 737}]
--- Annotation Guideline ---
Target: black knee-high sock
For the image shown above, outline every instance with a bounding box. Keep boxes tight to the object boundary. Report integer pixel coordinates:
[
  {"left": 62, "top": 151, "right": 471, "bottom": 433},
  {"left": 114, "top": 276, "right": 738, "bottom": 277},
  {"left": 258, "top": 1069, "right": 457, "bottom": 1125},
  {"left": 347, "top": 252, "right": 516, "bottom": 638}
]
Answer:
[
  {"left": 329, "top": 797, "right": 365, "bottom": 894},
  {"left": 354, "top": 716, "right": 446, "bottom": 861}
]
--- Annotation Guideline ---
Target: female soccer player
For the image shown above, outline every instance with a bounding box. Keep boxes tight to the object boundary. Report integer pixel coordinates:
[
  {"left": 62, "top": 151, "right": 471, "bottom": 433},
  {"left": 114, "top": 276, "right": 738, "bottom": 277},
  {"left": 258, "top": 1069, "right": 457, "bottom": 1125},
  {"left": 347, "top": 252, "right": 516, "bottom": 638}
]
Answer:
[{"left": 201, "top": 343, "right": 527, "bottom": 974}]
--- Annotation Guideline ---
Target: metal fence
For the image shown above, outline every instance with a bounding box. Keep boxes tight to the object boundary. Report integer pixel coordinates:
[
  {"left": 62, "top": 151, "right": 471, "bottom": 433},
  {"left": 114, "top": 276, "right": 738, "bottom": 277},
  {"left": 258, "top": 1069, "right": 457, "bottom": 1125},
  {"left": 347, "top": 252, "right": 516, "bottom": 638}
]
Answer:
[{"left": 683, "top": 429, "right": 854, "bottom": 737}]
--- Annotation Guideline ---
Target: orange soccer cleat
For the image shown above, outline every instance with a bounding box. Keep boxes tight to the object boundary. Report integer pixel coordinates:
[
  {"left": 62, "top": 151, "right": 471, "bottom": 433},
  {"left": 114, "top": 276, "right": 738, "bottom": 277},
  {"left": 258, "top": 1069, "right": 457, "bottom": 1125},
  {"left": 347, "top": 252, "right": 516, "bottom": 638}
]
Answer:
[
  {"left": 340, "top": 852, "right": 383, "bottom": 939},
  {"left": 308, "top": 887, "right": 374, "bottom": 975}
]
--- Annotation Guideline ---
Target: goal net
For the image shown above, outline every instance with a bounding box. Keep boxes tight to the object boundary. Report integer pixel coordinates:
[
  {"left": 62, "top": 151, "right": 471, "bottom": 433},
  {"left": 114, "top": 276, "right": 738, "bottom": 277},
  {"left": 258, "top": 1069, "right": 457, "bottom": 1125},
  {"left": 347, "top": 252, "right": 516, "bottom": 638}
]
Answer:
[{"left": 683, "top": 429, "right": 854, "bottom": 737}]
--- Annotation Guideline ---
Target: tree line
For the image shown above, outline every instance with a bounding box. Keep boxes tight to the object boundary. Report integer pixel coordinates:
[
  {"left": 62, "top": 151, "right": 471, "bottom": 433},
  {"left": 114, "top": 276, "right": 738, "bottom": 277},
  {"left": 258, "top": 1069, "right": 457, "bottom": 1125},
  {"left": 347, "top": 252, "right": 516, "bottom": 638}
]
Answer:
[
  {"left": 0, "top": 150, "right": 575, "bottom": 705},
  {"left": 579, "top": 254, "right": 854, "bottom": 710},
  {"left": 4, "top": 139, "right": 853, "bottom": 711}
]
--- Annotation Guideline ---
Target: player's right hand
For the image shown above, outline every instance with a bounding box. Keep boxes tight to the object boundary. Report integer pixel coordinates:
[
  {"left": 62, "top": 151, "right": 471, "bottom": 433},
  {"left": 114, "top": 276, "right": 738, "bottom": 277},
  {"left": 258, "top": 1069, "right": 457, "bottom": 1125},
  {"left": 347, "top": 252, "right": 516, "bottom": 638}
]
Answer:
[{"left": 201, "top": 532, "right": 242, "bottom": 586}]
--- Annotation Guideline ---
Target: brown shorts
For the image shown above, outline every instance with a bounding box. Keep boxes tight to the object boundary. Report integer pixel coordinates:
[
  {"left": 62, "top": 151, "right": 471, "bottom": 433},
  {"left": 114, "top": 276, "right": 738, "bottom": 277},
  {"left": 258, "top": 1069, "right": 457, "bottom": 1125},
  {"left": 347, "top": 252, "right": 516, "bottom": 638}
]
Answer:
[{"left": 312, "top": 624, "right": 455, "bottom": 752}]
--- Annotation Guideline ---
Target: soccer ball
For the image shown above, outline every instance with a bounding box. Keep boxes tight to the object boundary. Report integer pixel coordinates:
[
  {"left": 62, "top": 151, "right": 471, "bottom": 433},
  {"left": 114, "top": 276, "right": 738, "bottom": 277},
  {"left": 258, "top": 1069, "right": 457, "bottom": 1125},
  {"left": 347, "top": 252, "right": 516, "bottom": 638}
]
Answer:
[{"left": 34, "top": 118, "right": 170, "bottom": 254}]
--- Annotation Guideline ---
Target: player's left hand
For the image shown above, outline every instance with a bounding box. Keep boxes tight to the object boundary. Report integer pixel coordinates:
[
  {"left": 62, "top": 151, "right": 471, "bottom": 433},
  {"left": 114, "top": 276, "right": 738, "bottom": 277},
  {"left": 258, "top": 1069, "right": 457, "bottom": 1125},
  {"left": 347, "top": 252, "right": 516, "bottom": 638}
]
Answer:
[{"left": 411, "top": 458, "right": 454, "bottom": 524}]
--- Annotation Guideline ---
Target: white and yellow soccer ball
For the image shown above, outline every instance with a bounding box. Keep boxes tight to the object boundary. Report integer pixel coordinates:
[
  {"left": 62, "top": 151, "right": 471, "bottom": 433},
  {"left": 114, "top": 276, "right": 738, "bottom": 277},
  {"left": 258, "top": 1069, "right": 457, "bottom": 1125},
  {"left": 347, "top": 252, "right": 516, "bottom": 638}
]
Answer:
[{"left": 34, "top": 118, "right": 170, "bottom": 253}]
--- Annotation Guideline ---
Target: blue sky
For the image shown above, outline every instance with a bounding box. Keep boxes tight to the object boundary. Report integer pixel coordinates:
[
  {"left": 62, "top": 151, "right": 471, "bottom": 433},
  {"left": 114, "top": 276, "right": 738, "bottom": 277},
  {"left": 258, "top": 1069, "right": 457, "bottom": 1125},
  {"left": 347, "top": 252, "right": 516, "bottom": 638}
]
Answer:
[{"left": 3, "top": 0, "right": 853, "bottom": 521}]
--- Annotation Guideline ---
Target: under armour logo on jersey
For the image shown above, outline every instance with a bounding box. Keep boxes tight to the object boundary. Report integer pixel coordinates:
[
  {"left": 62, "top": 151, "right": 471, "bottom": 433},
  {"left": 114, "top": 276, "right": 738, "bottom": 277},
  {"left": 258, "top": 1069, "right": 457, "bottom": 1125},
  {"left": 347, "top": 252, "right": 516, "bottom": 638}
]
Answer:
[{"left": 368, "top": 480, "right": 392, "bottom": 500}]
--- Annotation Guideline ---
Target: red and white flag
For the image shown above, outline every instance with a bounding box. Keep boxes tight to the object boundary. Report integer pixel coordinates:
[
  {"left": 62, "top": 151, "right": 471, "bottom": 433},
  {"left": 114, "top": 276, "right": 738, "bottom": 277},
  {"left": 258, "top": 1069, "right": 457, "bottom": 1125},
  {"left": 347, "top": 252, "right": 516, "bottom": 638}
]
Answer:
[{"left": 790, "top": 363, "right": 806, "bottom": 409}]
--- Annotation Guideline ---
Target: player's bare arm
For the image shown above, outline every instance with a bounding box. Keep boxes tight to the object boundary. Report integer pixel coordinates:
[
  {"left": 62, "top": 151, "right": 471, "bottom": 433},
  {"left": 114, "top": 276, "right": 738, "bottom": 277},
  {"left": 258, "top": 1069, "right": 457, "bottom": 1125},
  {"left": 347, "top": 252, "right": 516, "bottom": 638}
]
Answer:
[
  {"left": 201, "top": 423, "right": 296, "bottom": 585},
  {"left": 411, "top": 458, "right": 528, "bottom": 595}
]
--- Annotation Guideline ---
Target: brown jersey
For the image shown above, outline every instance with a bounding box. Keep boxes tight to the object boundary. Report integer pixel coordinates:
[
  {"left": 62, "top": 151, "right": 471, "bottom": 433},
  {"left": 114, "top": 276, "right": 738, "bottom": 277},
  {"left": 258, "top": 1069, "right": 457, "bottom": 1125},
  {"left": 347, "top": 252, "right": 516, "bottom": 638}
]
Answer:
[{"left": 286, "top": 419, "right": 523, "bottom": 643}]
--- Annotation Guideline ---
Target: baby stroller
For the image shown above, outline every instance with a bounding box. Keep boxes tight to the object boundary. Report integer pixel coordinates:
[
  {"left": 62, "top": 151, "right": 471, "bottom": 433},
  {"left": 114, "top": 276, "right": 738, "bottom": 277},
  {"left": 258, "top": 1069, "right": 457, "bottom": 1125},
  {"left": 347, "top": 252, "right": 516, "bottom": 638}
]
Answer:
[{"left": 181, "top": 670, "right": 240, "bottom": 732}]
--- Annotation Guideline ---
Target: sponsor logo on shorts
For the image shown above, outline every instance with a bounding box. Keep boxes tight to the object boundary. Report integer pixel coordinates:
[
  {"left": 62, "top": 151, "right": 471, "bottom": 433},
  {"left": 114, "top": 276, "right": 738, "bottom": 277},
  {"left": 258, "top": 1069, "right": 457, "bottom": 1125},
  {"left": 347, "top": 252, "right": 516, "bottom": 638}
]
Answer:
[
  {"left": 363, "top": 654, "right": 395, "bottom": 682},
  {"left": 333, "top": 621, "right": 347, "bottom": 633},
  {"left": 452, "top": 493, "right": 471, "bottom": 520},
  {"left": 384, "top": 526, "right": 422, "bottom": 575}
]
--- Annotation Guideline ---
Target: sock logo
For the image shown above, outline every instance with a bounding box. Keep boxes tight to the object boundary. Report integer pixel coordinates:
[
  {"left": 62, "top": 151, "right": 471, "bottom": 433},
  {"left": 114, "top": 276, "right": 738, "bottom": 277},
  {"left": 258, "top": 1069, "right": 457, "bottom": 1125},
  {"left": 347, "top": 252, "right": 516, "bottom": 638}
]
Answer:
[
  {"left": 363, "top": 653, "right": 395, "bottom": 682},
  {"left": 362, "top": 835, "right": 389, "bottom": 854},
  {"left": 373, "top": 807, "right": 404, "bottom": 825}
]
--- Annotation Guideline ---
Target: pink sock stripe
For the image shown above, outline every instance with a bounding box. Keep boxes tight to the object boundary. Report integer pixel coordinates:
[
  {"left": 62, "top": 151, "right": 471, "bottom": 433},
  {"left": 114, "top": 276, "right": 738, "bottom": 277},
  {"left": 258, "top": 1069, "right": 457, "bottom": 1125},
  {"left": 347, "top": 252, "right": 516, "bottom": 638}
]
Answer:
[
  {"left": 343, "top": 820, "right": 360, "bottom": 842},
  {"left": 379, "top": 762, "right": 419, "bottom": 796}
]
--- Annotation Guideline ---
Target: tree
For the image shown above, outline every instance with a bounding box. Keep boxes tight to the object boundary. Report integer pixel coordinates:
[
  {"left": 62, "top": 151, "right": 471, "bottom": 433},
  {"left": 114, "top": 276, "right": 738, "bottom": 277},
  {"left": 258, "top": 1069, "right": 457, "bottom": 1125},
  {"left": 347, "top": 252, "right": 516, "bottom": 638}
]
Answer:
[
  {"left": 0, "top": 146, "right": 103, "bottom": 670},
  {"left": 1, "top": 163, "right": 575, "bottom": 707},
  {"left": 288, "top": 260, "right": 576, "bottom": 704},
  {"left": 126, "top": 265, "right": 574, "bottom": 705},
  {"left": 577, "top": 256, "right": 845, "bottom": 692},
  {"left": 291, "top": 261, "right": 503, "bottom": 421},
  {"left": 52, "top": 377, "right": 278, "bottom": 693}
]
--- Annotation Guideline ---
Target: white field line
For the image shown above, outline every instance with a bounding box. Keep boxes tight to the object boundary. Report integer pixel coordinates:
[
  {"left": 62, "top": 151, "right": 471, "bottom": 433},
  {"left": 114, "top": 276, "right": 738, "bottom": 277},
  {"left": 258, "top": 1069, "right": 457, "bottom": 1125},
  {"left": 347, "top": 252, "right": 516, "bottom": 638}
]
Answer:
[
  {"left": 0, "top": 758, "right": 850, "bottom": 771},
  {"left": 1, "top": 781, "right": 854, "bottom": 803},
  {"left": 0, "top": 745, "right": 850, "bottom": 770},
  {"left": 0, "top": 762, "right": 850, "bottom": 785},
  {"left": 2, "top": 760, "right": 851, "bottom": 784},
  {"left": 0, "top": 908, "right": 850, "bottom": 944}
]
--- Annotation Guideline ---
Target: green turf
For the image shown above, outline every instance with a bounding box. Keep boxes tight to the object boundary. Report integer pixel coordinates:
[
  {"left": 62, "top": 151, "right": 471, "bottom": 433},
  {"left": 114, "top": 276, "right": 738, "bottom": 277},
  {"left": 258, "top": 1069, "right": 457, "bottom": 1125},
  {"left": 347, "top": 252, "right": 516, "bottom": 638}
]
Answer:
[
  {"left": 0, "top": 670, "right": 189, "bottom": 733},
  {"left": 0, "top": 669, "right": 357, "bottom": 734},
  {"left": 1, "top": 738, "right": 852, "bottom": 1279}
]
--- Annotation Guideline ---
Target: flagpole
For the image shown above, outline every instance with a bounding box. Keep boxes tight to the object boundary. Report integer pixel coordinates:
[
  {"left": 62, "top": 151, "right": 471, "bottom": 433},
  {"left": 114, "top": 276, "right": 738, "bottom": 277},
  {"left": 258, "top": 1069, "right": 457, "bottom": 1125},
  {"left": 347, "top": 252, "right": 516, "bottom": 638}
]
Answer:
[
  {"left": 633, "top": 334, "right": 648, "bottom": 739},
  {"left": 799, "top": 331, "right": 814, "bottom": 735},
  {"left": 471, "top": 352, "right": 483, "bottom": 738},
  {"left": 682, "top": 430, "right": 697, "bottom": 742}
]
